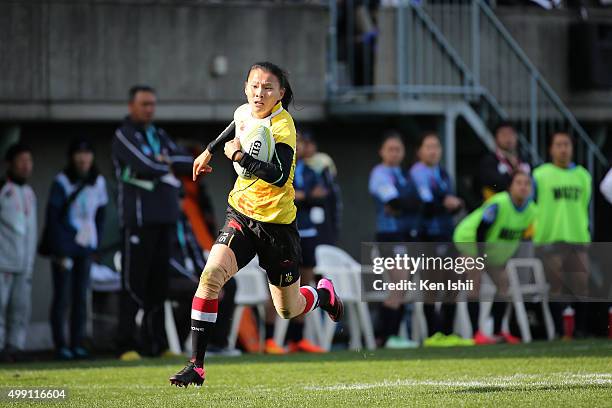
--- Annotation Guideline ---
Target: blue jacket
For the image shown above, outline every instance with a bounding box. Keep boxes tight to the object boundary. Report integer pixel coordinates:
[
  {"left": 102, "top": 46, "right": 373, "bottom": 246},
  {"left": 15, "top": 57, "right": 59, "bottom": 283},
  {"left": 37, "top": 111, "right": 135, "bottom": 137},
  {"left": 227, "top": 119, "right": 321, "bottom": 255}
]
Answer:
[
  {"left": 294, "top": 160, "right": 324, "bottom": 238},
  {"left": 44, "top": 169, "right": 107, "bottom": 258},
  {"left": 369, "top": 164, "right": 420, "bottom": 237},
  {"left": 410, "top": 162, "right": 455, "bottom": 240},
  {"left": 112, "top": 117, "right": 192, "bottom": 228}
]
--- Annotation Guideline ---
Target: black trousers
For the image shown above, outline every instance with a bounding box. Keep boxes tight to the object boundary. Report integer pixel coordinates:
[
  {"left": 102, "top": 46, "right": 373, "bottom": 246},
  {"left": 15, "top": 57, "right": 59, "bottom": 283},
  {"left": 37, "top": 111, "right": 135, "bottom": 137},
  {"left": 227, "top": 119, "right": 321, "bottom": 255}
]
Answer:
[
  {"left": 50, "top": 256, "right": 92, "bottom": 350},
  {"left": 118, "top": 224, "right": 172, "bottom": 356}
]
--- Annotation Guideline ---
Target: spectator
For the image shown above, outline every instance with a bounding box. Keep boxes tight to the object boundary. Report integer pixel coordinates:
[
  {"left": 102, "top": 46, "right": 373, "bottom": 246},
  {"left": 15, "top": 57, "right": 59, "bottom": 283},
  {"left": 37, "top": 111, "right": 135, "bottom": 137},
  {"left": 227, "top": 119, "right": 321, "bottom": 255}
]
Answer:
[
  {"left": 112, "top": 85, "right": 192, "bottom": 359},
  {"left": 337, "top": 0, "right": 380, "bottom": 87},
  {"left": 533, "top": 131, "right": 591, "bottom": 338},
  {"left": 0, "top": 144, "right": 36, "bottom": 363},
  {"left": 410, "top": 132, "right": 469, "bottom": 347},
  {"left": 368, "top": 131, "right": 420, "bottom": 348},
  {"left": 43, "top": 139, "right": 108, "bottom": 360},
  {"left": 302, "top": 131, "right": 343, "bottom": 245},
  {"left": 479, "top": 122, "right": 531, "bottom": 200},
  {"left": 454, "top": 171, "right": 536, "bottom": 345},
  {"left": 281, "top": 131, "right": 326, "bottom": 354}
]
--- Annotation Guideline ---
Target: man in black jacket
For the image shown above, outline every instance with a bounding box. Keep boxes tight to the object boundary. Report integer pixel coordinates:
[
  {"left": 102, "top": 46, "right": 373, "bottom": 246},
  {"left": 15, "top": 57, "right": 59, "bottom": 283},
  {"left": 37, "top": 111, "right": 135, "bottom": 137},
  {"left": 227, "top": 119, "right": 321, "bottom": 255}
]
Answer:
[
  {"left": 112, "top": 85, "right": 192, "bottom": 359},
  {"left": 479, "top": 122, "right": 531, "bottom": 200}
]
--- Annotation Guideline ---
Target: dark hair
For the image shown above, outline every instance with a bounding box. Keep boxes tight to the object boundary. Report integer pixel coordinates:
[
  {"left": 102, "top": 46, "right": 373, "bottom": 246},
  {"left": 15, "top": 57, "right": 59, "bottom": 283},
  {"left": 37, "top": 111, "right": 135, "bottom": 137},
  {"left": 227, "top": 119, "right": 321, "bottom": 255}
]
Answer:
[
  {"left": 493, "top": 121, "right": 515, "bottom": 137},
  {"left": 380, "top": 129, "right": 404, "bottom": 148},
  {"left": 297, "top": 129, "right": 315, "bottom": 143},
  {"left": 416, "top": 130, "right": 439, "bottom": 149},
  {"left": 4, "top": 143, "right": 31, "bottom": 163},
  {"left": 65, "top": 138, "right": 99, "bottom": 184},
  {"left": 509, "top": 170, "right": 531, "bottom": 186},
  {"left": 247, "top": 62, "right": 293, "bottom": 110},
  {"left": 129, "top": 85, "right": 156, "bottom": 101},
  {"left": 68, "top": 137, "right": 94, "bottom": 158},
  {"left": 549, "top": 131, "right": 574, "bottom": 147}
]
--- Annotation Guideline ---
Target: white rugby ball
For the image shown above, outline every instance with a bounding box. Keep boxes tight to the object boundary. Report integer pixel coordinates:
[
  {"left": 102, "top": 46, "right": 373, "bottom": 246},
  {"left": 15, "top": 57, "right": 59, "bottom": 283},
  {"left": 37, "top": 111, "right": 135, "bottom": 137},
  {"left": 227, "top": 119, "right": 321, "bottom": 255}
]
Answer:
[{"left": 233, "top": 124, "right": 276, "bottom": 179}]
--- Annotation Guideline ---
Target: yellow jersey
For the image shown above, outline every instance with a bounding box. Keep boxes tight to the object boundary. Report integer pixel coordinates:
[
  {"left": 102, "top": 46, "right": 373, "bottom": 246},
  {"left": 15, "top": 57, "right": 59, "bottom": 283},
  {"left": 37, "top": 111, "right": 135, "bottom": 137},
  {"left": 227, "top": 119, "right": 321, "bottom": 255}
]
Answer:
[{"left": 228, "top": 102, "right": 297, "bottom": 224}]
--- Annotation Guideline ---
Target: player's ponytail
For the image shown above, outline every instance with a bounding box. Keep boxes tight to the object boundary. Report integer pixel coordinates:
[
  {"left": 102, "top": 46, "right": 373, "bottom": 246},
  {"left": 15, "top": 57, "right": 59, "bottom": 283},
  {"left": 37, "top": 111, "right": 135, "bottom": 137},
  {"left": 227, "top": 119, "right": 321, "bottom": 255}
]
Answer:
[{"left": 248, "top": 62, "right": 294, "bottom": 110}]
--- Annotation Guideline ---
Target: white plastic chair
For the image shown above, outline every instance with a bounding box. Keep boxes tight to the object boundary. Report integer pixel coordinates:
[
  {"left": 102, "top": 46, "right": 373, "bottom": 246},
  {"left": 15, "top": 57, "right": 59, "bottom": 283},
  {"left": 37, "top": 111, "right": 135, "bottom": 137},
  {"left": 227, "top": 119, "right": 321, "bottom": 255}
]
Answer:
[
  {"left": 313, "top": 245, "right": 376, "bottom": 351},
  {"left": 227, "top": 256, "right": 270, "bottom": 352},
  {"left": 505, "top": 258, "right": 555, "bottom": 342}
]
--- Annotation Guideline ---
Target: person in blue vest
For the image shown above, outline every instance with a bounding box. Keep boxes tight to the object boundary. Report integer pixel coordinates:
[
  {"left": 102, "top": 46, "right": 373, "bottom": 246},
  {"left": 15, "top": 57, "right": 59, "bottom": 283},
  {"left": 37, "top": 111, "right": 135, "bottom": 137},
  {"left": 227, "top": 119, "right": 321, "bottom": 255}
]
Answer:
[
  {"left": 410, "top": 131, "right": 471, "bottom": 347},
  {"left": 369, "top": 131, "right": 420, "bottom": 348},
  {"left": 45, "top": 139, "right": 108, "bottom": 360},
  {"left": 280, "top": 130, "right": 328, "bottom": 354}
]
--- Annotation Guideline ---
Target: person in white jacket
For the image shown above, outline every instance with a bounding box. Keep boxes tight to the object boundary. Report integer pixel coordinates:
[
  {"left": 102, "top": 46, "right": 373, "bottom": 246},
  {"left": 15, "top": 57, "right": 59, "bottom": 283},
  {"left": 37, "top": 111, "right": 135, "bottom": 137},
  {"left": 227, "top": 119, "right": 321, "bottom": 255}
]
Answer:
[
  {"left": 0, "top": 143, "right": 36, "bottom": 362},
  {"left": 600, "top": 167, "right": 612, "bottom": 205}
]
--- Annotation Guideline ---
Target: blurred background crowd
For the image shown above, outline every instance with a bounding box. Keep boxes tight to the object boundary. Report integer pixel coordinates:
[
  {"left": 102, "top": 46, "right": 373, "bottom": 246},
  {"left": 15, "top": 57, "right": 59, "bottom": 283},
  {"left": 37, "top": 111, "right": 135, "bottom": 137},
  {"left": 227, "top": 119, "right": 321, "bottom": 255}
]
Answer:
[{"left": 1, "top": 0, "right": 612, "bottom": 361}]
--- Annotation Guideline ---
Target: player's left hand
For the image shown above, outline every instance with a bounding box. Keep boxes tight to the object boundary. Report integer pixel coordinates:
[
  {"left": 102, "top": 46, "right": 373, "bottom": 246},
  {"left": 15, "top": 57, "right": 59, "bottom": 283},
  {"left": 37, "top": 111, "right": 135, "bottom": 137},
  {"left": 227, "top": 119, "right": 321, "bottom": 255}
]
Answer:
[{"left": 224, "top": 138, "right": 242, "bottom": 161}]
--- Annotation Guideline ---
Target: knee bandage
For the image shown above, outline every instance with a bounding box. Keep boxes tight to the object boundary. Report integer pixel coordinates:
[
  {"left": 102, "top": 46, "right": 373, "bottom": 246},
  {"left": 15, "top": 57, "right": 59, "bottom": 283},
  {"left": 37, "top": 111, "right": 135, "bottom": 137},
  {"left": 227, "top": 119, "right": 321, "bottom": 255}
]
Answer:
[{"left": 195, "top": 245, "right": 238, "bottom": 299}]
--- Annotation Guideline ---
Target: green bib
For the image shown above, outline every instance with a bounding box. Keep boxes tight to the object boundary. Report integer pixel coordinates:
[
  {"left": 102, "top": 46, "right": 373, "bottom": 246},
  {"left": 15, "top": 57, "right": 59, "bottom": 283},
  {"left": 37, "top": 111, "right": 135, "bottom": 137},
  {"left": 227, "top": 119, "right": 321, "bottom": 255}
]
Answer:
[
  {"left": 533, "top": 163, "right": 591, "bottom": 244},
  {"left": 454, "top": 191, "right": 537, "bottom": 264}
]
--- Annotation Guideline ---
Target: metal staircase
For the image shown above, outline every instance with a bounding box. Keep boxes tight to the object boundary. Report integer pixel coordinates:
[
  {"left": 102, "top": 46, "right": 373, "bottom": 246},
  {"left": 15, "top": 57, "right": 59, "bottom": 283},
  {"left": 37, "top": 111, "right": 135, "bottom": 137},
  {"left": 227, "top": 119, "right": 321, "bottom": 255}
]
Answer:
[{"left": 327, "top": 0, "right": 608, "bottom": 180}]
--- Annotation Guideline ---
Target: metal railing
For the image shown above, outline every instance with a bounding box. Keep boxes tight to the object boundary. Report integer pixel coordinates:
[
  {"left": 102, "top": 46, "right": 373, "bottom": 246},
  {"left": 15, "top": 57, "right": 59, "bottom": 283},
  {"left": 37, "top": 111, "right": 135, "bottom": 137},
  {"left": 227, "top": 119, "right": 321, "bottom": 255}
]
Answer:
[
  {"left": 423, "top": 0, "right": 607, "bottom": 170},
  {"left": 327, "top": 0, "right": 608, "bottom": 175}
]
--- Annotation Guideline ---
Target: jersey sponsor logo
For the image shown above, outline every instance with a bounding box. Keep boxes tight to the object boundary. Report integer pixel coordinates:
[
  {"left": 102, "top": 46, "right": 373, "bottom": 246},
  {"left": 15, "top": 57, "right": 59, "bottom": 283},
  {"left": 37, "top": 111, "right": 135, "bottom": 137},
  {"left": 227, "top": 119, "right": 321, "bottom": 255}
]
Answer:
[
  {"left": 552, "top": 186, "right": 582, "bottom": 201},
  {"left": 250, "top": 140, "right": 262, "bottom": 157},
  {"left": 191, "top": 326, "right": 206, "bottom": 332},
  {"left": 498, "top": 228, "right": 524, "bottom": 241}
]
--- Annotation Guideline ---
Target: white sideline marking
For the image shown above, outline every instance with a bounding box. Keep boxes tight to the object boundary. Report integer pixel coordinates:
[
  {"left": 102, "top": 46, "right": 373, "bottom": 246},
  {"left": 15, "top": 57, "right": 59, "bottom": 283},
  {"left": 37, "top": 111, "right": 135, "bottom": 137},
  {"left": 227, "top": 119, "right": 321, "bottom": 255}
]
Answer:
[{"left": 304, "top": 373, "right": 612, "bottom": 391}]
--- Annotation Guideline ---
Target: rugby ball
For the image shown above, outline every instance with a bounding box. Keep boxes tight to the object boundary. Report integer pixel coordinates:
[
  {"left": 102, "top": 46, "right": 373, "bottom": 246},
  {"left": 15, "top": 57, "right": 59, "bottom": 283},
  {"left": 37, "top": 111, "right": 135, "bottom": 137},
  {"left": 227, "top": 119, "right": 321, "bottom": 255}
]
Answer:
[{"left": 233, "top": 124, "right": 276, "bottom": 179}]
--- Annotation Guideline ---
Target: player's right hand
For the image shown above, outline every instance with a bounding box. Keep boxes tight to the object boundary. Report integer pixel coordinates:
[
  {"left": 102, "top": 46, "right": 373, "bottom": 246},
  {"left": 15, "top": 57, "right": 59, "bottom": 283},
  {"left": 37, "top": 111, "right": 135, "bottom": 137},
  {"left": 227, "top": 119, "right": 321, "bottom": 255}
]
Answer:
[{"left": 193, "top": 149, "right": 213, "bottom": 180}]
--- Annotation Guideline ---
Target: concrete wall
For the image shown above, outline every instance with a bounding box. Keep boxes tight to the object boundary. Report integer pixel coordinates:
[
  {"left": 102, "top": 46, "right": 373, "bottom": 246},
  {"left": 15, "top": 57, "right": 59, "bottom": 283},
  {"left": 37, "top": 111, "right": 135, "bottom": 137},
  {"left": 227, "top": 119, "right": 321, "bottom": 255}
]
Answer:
[
  {"left": 496, "top": 7, "right": 612, "bottom": 122},
  {"left": 0, "top": 0, "right": 328, "bottom": 121}
]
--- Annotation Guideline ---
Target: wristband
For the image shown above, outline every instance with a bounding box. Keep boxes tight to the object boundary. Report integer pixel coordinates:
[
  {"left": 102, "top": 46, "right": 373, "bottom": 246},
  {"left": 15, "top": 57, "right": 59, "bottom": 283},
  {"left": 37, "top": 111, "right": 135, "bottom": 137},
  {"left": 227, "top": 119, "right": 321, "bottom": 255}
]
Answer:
[{"left": 231, "top": 150, "right": 242, "bottom": 162}]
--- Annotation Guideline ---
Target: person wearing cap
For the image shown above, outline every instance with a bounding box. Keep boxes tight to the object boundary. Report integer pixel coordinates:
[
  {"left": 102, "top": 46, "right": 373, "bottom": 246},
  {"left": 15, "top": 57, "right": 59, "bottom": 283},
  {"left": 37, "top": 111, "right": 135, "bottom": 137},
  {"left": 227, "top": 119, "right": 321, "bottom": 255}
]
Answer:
[
  {"left": 42, "top": 138, "right": 108, "bottom": 360},
  {"left": 0, "top": 143, "right": 36, "bottom": 362}
]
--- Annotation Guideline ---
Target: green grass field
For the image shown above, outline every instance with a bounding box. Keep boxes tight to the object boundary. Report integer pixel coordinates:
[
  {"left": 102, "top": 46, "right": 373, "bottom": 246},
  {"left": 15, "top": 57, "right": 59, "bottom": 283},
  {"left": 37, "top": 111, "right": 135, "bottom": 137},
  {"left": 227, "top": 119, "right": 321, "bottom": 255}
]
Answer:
[{"left": 0, "top": 340, "right": 610, "bottom": 407}]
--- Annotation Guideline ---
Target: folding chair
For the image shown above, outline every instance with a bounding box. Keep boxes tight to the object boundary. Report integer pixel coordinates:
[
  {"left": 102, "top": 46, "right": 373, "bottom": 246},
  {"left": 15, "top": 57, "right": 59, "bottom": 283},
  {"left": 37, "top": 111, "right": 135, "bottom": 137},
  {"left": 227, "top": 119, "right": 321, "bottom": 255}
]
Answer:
[
  {"left": 506, "top": 258, "right": 556, "bottom": 342},
  {"left": 313, "top": 245, "right": 376, "bottom": 351},
  {"left": 227, "top": 256, "right": 270, "bottom": 352}
]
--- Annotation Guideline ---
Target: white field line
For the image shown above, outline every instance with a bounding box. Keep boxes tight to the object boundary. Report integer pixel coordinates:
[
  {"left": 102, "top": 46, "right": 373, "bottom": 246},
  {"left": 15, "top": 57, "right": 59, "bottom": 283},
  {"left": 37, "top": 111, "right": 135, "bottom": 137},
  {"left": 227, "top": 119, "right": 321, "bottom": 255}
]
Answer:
[
  {"left": 304, "top": 373, "right": 612, "bottom": 391},
  {"left": 4, "top": 373, "right": 610, "bottom": 393}
]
